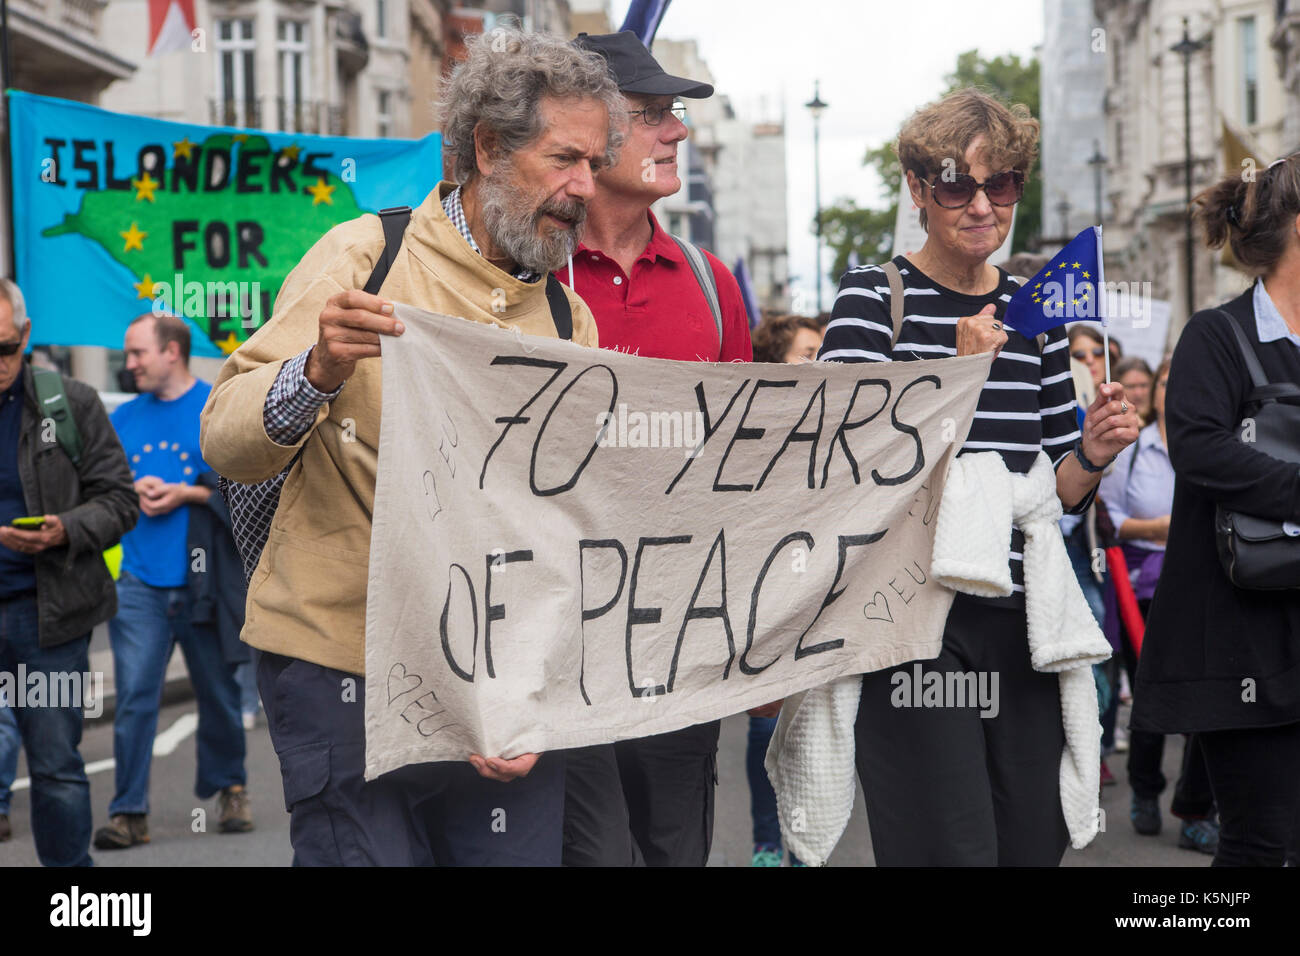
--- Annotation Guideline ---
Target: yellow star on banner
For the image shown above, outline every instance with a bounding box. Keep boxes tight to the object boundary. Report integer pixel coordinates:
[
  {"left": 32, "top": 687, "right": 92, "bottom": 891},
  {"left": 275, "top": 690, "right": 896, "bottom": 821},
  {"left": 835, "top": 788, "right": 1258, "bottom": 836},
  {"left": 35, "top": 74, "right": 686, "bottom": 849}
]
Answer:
[
  {"left": 134, "top": 273, "right": 158, "bottom": 299},
  {"left": 119, "top": 222, "right": 147, "bottom": 252},
  {"left": 132, "top": 172, "right": 159, "bottom": 202},
  {"left": 173, "top": 137, "right": 196, "bottom": 160},
  {"left": 1044, "top": 270, "right": 1052, "bottom": 277},
  {"left": 216, "top": 332, "right": 242, "bottom": 355},
  {"left": 1034, "top": 282, "right": 1042, "bottom": 289},
  {"left": 232, "top": 133, "right": 249, "bottom": 143},
  {"left": 279, "top": 144, "right": 301, "bottom": 161},
  {"left": 1058, "top": 261, "right": 1067, "bottom": 268},
  {"left": 1081, "top": 271, "right": 1091, "bottom": 279},
  {"left": 307, "top": 178, "right": 335, "bottom": 206},
  {"left": 1072, "top": 261, "right": 1081, "bottom": 268},
  {"left": 1072, "top": 298, "right": 1080, "bottom": 306}
]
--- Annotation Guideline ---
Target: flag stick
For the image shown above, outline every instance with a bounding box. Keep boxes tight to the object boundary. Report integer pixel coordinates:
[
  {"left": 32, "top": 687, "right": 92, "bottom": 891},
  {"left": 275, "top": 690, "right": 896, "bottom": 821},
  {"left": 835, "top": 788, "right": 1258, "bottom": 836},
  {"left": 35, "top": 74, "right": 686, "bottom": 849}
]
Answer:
[{"left": 1096, "top": 226, "right": 1110, "bottom": 383}]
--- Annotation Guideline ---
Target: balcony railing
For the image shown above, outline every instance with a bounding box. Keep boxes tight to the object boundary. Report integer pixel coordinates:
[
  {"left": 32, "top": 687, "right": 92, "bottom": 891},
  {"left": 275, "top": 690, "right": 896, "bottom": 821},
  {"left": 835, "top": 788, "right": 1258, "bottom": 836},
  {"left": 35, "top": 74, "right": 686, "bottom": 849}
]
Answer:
[
  {"left": 209, "top": 98, "right": 264, "bottom": 130},
  {"left": 277, "top": 99, "right": 348, "bottom": 136}
]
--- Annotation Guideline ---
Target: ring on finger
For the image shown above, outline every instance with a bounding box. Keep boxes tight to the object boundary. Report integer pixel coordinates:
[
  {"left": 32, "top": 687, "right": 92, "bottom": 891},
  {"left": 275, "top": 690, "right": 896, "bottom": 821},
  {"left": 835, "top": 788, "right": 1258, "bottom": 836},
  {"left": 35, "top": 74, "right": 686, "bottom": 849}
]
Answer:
[
  {"left": 992, "top": 321, "right": 1003, "bottom": 331},
  {"left": 1120, "top": 401, "right": 1128, "bottom": 413}
]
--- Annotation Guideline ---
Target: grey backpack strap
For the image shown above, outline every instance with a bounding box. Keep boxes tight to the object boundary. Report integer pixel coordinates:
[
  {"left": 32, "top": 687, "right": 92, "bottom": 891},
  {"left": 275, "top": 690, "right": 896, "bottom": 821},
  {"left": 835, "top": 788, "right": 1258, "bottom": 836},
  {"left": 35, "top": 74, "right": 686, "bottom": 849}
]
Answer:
[
  {"left": 879, "top": 259, "right": 905, "bottom": 347},
  {"left": 671, "top": 235, "right": 723, "bottom": 348}
]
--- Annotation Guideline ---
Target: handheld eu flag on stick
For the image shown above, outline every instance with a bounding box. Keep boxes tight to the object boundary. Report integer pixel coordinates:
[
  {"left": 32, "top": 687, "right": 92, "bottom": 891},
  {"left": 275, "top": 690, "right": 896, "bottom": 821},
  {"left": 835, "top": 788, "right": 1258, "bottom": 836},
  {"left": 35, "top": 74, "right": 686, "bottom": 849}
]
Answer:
[{"left": 1003, "top": 226, "right": 1111, "bottom": 380}]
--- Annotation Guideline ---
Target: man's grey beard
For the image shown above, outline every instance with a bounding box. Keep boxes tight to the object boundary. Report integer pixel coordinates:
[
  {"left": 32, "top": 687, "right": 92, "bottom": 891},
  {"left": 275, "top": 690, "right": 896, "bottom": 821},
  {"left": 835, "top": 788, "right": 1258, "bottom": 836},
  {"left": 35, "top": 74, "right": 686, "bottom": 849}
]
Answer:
[{"left": 478, "top": 169, "right": 586, "bottom": 275}]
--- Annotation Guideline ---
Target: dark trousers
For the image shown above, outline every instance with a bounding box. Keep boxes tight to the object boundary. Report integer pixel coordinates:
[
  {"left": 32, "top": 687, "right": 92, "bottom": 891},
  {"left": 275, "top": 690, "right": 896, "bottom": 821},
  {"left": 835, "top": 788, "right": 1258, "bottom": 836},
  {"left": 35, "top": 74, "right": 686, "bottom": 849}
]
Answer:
[
  {"left": 1120, "top": 600, "right": 1214, "bottom": 818},
  {"left": 563, "top": 720, "right": 720, "bottom": 867},
  {"left": 1198, "top": 720, "right": 1300, "bottom": 867},
  {"left": 854, "top": 593, "right": 1070, "bottom": 866},
  {"left": 258, "top": 651, "right": 564, "bottom": 866}
]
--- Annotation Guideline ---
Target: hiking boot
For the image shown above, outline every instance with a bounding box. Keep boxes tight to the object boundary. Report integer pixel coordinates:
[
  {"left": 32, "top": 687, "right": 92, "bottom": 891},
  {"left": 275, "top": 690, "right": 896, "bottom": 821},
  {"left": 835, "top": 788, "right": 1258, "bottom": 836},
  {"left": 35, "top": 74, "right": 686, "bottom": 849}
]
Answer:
[
  {"left": 0, "top": 813, "right": 11, "bottom": 842},
  {"left": 1178, "top": 818, "right": 1219, "bottom": 855},
  {"left": 1130, "top": 795, "right": 1161, "bottom": 836},
  {"left": 217, "top": 785, "right": 254, "bottom": 833},
  {"left": 751, "top": 843, "right": 782, "bottom": 867},
  {"left": 93, "top": 813, "right": 150, "bottom": 849}
]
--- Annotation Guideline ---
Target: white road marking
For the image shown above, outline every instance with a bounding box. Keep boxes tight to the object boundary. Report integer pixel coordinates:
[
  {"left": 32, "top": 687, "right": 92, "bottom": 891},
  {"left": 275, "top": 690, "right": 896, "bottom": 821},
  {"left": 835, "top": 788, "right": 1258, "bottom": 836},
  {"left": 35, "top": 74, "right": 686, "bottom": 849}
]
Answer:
[{"left": 10, "top": 711, "right": 197, "bottom": 792}]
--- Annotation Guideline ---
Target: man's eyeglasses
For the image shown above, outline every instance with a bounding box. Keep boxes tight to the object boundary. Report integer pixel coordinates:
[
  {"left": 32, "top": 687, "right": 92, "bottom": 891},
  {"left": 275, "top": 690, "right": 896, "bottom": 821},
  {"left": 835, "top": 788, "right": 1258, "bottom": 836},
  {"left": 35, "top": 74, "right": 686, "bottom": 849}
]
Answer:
[
  {"left": 628, "top": 101, "right": 686, "bottom": 127},
  {"left": 1071, "top": 347, "right": 1105, "bottom": 362},
  {"left": 0, "top": 339, "right": 23, "bottom": 357},
  {"left": 922, "top": 169, "right": 1024, "bottom": 209}
]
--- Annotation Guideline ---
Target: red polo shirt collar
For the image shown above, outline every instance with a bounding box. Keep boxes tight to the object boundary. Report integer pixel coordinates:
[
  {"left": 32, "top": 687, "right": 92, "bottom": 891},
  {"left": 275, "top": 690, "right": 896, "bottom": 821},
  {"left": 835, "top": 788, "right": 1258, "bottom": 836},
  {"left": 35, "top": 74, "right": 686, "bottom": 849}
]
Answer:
[{"left": 576, "top": 210, "right": 682, "bottom": 266}]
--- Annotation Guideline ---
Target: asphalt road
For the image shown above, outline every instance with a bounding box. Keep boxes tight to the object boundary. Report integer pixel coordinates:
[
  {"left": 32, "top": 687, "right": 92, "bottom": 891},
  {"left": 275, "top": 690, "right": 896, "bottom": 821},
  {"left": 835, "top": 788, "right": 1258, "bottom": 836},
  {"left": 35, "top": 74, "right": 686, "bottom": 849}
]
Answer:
[{"left": 1, "top": 691, "right": 1210, "bottom": 868}]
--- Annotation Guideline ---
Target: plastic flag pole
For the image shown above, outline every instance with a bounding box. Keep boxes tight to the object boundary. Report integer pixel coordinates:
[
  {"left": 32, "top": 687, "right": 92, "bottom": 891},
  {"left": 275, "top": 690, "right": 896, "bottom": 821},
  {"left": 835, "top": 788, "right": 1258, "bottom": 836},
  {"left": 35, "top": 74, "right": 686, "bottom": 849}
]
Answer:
[{"left": 1095, "top": 225, "right": 1110, "bottom": 383}]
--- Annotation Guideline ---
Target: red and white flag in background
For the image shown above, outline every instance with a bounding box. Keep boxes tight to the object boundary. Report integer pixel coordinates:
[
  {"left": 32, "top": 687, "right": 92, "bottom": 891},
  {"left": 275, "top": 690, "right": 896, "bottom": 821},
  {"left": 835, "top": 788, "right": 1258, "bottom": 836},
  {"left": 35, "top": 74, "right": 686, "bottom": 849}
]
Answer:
[{"left": 147, "top": 0, "right": 197, "bottom": 57}]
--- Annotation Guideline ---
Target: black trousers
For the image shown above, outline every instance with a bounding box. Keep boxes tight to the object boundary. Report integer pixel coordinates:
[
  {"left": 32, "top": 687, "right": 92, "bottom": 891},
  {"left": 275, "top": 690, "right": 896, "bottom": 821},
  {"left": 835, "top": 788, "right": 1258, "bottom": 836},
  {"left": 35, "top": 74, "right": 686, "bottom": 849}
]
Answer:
[
  {"left": 1198, "top": 720, "right": 1300, "bottom": 867},
  {"left": 854, "top": 593, "right": 1070, "bottom": 866},
  {"left": 1121, "top": 600, "right": 1215, "bottom": 818},
  {"left": 562, "top": 720, "right": 720, "bottom": 867}
]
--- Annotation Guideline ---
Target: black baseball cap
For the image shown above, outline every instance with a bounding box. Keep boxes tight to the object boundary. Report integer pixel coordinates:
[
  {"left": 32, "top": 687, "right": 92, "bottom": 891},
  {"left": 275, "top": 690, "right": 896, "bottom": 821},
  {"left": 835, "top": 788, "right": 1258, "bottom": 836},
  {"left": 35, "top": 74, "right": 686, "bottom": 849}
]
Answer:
[{"left": 575, "top": 31, "right": 714, "bottom": 99}]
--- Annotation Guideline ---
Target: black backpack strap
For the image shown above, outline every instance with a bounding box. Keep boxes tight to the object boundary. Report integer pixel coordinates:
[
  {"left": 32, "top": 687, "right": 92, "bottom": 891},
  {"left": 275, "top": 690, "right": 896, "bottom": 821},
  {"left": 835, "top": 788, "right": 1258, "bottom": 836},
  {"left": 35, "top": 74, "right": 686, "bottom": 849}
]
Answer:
[
  {"left": 545, "top": 273, "right": 573, "bottom": 341},
  {"left": 362, "top": 206, "right": 412, "bottom": 295},
  {"left": 31, "top": 367, "right": 83, "bottom": 465}
]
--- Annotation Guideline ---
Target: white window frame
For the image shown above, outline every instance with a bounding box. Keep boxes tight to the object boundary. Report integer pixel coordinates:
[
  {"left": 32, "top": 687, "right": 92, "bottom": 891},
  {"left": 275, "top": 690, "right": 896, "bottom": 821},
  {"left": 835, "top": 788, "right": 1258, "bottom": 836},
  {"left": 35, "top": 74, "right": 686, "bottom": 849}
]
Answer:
[
  {"left": 377, "top": 89, "right": 392, "bottom": 138},
  {"left": 214, "top": 18, "right": 257, "bottom": 129},
  {"left": 1240, "top": 16, "right": 1259, "bottom": 127},
  {"left": 377, "top": 0, "right": 388, "bottom": 39},
  {"left": 278, "top": 20, "right": 311, "bottom": 132}
]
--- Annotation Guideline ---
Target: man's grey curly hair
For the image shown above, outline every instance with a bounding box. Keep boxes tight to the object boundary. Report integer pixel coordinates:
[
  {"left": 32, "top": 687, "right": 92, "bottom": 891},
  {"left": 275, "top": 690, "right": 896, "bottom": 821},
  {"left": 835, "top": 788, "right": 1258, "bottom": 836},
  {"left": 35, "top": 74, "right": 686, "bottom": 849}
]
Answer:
[{"left": 440, "top": 24, "right": 625, "bottom": 185}]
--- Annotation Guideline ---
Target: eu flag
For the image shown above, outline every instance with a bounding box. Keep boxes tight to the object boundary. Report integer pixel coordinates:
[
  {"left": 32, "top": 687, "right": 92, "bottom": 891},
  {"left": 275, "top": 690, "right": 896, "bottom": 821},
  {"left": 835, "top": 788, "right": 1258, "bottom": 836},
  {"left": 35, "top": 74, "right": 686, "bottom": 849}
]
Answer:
[
  {"left": 1003, "top": 226, "right": 1105, "bottom": 340},
  {"left": 620, "top": 0, "right": 673, "bottom": 46}
]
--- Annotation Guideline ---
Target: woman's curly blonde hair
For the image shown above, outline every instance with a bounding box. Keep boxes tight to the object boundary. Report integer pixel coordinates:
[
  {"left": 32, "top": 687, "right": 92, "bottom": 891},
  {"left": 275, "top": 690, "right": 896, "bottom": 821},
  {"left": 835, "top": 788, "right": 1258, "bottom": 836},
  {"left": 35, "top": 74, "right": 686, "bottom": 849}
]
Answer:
[{"left": 896, "top": 88, "right": 1039, "bottom": 229}]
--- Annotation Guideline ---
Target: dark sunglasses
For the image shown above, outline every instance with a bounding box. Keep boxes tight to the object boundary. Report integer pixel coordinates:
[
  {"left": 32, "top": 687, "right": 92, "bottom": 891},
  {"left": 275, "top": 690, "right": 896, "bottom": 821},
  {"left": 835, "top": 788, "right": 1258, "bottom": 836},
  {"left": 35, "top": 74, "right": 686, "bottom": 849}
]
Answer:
[
  {"left": 0, "top": 339, "right": 23, "bottom": 357},
  {"left": 1071, "top": 346, "right": 1105, "bottom": 361},
  {"left": 923, "top": 169, "right": 1024, "bottom": 209},
  {"left": 628, "top": 101, "right": 686, "bottom": 127}
]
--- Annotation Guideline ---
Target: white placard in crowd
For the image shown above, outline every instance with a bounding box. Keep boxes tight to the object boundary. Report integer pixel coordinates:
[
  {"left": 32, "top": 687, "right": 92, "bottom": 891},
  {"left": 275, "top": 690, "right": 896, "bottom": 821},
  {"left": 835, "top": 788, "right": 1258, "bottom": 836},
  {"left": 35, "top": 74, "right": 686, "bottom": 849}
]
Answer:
[{"left": 363, "top": 305, "right": 993, "bottom": 776}]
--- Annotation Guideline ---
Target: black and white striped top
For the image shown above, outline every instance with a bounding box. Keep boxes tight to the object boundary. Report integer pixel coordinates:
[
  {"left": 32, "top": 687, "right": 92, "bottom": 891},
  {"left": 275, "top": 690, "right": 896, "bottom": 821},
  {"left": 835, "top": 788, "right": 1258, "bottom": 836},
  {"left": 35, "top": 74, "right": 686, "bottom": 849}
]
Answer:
[{"left": 819, "top": 256, "right": 1090, "bottom": 600}]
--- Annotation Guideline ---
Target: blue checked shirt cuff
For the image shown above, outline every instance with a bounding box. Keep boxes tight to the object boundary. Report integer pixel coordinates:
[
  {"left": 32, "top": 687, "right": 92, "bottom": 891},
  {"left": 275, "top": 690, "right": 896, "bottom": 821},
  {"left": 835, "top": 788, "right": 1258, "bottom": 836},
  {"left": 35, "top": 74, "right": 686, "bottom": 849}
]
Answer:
[{"left": 263, "top": 347, "right": 343, "bottom": 446}]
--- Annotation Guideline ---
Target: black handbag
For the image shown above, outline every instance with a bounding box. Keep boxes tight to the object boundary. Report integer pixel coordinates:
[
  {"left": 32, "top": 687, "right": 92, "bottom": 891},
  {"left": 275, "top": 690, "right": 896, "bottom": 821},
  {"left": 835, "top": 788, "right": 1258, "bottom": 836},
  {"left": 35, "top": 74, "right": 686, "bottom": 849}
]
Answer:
[{"left": 1213, "top": 309, "right": 1300, "bottom": 590}]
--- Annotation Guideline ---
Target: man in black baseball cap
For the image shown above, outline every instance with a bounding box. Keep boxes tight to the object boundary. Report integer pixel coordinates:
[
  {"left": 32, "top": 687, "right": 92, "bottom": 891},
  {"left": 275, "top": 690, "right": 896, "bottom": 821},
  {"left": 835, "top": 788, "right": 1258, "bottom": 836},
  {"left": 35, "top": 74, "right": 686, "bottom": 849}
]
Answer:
[{"left": 559, "top": 32, "right": 751, "bottom": 870}]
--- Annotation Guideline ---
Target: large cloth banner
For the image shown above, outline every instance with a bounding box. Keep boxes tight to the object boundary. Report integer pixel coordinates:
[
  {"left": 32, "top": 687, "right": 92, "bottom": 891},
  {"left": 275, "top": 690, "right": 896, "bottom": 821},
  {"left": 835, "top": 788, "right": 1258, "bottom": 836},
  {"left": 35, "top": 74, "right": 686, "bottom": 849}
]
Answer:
[
  {"left": 365, "top": 307, "right": 994, "bottom": 776},
  {"left": 7, "top": 90, "right": 441, "bottom": 357}
]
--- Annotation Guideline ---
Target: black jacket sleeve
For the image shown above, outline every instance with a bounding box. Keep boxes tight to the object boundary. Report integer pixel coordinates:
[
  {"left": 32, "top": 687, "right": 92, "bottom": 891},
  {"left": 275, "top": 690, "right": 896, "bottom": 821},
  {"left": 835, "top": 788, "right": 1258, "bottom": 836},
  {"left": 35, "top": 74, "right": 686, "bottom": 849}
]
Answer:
[
  {"left": 1165, "top": 310, "right": 1300, "bottom": 522},
  {"left": 57, "top": 379, "right": 140, "bottom": 560}
]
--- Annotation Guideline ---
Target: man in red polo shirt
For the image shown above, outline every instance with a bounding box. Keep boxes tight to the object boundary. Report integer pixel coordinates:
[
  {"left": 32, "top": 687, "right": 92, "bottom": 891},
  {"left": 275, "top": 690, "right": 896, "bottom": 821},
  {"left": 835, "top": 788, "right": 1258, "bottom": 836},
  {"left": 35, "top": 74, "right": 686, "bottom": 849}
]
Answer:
[{"left": 560, "top": 31, "right": 752, "bottom": 867}]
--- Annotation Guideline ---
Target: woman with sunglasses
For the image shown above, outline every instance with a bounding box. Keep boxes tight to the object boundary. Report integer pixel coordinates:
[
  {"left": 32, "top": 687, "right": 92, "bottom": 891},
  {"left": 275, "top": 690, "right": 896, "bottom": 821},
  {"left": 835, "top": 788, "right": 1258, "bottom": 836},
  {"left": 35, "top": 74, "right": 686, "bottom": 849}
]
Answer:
[
  {"left": 819, "top": 88, "right": 1138, "bottom": 865},
  {"left": 1132, "top": 155, "right": 1300, "bottom": 866}
]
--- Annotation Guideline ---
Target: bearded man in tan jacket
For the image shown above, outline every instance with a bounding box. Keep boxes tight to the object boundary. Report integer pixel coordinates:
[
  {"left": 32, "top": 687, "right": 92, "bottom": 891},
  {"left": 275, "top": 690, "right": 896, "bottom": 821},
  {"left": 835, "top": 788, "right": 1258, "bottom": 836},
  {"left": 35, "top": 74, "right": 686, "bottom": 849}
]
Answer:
[{"left": 200, "top": 26, "right": 623, "bottom": 866}]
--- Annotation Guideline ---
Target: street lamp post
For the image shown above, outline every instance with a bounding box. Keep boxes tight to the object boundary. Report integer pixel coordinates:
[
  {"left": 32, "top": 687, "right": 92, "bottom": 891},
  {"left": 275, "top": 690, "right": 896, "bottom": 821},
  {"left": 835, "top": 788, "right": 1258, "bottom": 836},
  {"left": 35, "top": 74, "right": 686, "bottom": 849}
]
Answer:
[
  {"left": 1171, "top": 18, "right": 1206, "bottom": 317},
  {"left": 806, "top": 81, "right": 828, "bottom": 315},
  {"left": 1056, "top": 196, "right": 1072, "bottom": 241},
  {"left": 1087, "top": 140, "right": 1106, "bottom": 226}
]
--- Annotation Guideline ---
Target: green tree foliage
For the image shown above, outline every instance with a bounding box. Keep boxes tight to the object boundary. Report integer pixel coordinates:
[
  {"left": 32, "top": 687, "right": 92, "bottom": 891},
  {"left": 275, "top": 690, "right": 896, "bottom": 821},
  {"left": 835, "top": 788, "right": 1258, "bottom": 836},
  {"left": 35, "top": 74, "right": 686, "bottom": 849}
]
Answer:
[{"left": 817, "top": 50, "right": 1041, "bottom": 286}]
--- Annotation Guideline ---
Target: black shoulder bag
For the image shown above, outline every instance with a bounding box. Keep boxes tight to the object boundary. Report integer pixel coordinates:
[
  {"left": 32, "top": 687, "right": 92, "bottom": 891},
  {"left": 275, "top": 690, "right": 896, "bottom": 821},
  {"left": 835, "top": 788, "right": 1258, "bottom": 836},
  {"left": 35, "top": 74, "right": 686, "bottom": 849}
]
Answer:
[{"left": 1213, "top": 309, "right": 1300, "bottom": 590}]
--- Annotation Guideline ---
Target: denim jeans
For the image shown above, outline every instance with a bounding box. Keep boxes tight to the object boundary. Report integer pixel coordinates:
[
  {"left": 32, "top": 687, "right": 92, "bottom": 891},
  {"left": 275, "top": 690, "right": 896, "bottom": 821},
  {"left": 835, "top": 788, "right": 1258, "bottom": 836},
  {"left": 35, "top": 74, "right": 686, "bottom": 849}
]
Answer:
[
  {"left": 747, "top": 716, "right": 781, "bottom": 846},
  {"left": 0, "top": 594, "right": 93, "bottom": 866},
  {"left": 108, "top": 570, "right": 245, "bottom": 815},
  {"left": 0, "top": 693, "right": 18, "bottom": 815}
]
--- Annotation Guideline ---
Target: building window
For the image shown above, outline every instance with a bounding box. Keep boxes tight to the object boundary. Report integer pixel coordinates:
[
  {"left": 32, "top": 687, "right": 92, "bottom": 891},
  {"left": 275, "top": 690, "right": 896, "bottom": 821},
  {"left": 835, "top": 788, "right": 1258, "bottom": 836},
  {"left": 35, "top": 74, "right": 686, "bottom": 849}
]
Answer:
[
  {"left": 278, "top": 21, "right": 310, "bottom": 132},
  {"left": 377, "top": 0, "right": 387, "bottom": 38},
  {"left": 377, "top": 90, "right": 392, "bottom": 138},
  {"left": 1114, "top": 119, "right": 1123, "bottom": 165},
  {"left": 215, "top": 18, "right": 257, "bottom": 128},
  {"left": 1240, "top": 16, "right": 1258, "bottom": 126}
]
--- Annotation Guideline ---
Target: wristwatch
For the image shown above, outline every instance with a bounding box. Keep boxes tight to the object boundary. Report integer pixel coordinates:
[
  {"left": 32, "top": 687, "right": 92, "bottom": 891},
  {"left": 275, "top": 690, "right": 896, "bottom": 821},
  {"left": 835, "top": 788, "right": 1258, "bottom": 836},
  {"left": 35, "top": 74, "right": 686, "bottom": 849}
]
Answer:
[{"left": 1072, "top": 440, "right": 1112, "bottom": 474}]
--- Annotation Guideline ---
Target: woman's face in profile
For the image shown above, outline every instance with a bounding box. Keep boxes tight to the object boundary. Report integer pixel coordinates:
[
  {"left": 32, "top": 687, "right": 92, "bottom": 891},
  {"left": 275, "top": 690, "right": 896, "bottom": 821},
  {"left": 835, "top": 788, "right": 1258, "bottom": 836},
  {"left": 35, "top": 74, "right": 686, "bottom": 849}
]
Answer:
[
  {"left": 1071, "top": 336, "right": 1106, "bottom": 388},
  {"left": 911, "top": 135, "right": 1016, "bottom": 263},
  {"left": 783, "top": 327, "right": 823, "bottom": 364},
  {"left": 1119, "top": 370, "right": 1152, "bottom": 414}
]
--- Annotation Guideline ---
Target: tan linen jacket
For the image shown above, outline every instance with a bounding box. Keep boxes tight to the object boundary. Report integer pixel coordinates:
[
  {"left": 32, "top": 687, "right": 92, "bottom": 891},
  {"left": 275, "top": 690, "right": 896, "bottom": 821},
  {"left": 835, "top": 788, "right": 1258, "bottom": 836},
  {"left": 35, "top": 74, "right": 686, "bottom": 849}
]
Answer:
[{"left": 200, "top": 182, "right": 599, "bottom": 675}]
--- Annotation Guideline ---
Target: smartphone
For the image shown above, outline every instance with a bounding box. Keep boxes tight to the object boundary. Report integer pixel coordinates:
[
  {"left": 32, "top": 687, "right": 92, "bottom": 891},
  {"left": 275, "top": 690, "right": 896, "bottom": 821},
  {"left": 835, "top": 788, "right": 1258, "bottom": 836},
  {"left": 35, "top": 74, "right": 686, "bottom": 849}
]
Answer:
[{"left": 12, "top": 516, "right": 46, "bottom": 529}]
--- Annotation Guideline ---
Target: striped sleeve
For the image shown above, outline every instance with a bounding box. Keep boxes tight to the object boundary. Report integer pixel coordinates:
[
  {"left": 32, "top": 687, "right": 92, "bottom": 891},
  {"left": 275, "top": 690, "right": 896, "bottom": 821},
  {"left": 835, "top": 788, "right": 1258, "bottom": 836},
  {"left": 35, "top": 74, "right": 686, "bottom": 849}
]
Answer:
[
  {"left": 1038, "top": 324, "right": 1094, "bottom": 514},
  {"left": 818, "top": 266, "right": 894, "bottom": 363}
]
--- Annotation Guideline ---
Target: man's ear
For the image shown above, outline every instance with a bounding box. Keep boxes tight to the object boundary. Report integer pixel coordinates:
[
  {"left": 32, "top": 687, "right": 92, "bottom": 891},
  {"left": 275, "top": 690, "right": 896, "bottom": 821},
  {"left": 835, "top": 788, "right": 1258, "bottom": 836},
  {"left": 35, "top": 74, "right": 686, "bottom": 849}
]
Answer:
[{"left": 473, "top": 122, "right": 498, "bottom": 179}]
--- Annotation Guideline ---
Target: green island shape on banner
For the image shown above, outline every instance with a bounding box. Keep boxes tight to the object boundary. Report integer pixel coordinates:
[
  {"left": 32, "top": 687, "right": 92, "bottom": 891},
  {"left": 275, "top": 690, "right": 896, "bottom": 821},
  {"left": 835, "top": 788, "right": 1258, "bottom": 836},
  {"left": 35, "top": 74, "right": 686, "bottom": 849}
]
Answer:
[{"left": 42, "top": 131, "right": 365, "bottom": 354}]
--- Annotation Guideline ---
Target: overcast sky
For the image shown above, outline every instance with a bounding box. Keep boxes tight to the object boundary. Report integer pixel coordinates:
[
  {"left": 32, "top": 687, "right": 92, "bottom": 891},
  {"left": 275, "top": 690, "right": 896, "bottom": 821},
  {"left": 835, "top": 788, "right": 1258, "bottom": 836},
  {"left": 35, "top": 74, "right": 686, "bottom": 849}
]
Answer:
[{"left": 608, "top": 0, "right": 1044, "bottom": 312}]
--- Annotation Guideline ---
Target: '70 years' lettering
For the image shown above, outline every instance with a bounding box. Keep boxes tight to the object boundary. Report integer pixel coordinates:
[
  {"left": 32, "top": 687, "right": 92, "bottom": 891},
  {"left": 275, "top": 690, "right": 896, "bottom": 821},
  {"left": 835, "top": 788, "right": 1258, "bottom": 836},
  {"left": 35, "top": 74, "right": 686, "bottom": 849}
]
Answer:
[{"left": 477, "top": 355, "right": 939, "bottom": 496}]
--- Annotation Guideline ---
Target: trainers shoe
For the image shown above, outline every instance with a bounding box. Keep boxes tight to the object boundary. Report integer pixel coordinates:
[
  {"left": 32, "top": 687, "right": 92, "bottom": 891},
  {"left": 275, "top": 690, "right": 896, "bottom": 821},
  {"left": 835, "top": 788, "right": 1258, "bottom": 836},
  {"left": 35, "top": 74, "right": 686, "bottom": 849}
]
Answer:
[
  {"left": 217, "top": 785, "right": 254, "bottom": 833},
  {"left": 1113, "top": 727, "right": 1129, "bottom": 753},
  {"left": 93, "top": 813, "right": 150, "bottom": 849},
  {"left": 0, "top": 813, "right": 10, "bottom": 842},
  {"left": 1178, "top": 818, "right": 1219, "bottom": 855},
  {"left": 751, "top": 843, "right": 782, "bottom": 867},
  {"left": 241, "top": 711, "right": 256, "bottom": 731},
  {"left": 1130, "top": 794, "right": 1161, "bottom": 836}
]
